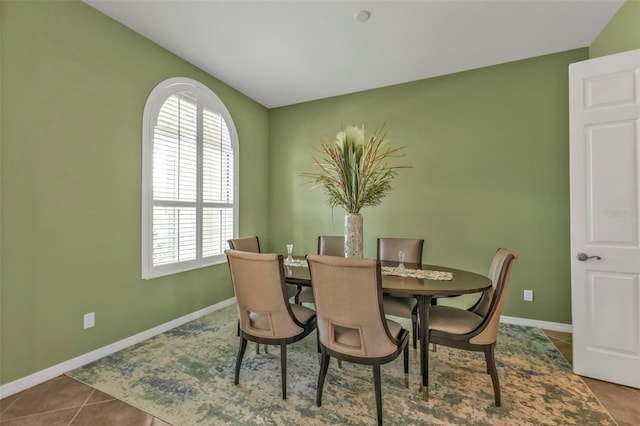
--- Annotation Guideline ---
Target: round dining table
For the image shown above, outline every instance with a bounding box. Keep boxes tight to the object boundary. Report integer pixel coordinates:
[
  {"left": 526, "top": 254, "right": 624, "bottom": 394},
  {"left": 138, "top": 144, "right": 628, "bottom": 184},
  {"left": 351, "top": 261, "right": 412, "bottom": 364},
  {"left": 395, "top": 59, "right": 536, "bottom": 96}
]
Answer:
[{"left": 284, "top": 257, "right": 492, "bottom": 401}]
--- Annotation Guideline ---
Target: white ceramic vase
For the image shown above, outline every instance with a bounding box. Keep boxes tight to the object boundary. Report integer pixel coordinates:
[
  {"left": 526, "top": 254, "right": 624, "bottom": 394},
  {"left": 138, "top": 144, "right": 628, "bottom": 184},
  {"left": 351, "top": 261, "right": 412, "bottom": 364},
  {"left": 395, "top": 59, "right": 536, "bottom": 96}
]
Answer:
[{"left": 344, "top": 213, "right": 363, "bottom": 258}]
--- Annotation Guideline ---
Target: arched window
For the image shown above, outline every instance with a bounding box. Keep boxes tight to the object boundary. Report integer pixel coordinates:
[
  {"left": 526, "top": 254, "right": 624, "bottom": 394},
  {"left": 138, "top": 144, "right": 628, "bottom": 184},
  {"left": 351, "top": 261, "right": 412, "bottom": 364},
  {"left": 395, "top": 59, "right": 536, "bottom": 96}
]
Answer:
[{"left": 142, "top": 77, "right": 238, "bottom": 279}]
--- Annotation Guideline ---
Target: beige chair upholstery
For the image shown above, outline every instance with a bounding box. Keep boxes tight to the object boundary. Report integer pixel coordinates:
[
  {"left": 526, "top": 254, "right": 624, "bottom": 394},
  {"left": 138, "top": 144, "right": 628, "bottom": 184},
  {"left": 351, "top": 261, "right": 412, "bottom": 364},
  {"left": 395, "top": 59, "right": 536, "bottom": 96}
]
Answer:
[
  {"left": 428, "top": 248, "right": 518, "bottom": 407},
  {"left": 227, "top": 236, "right": 261, "bottom": 253},
  {"left": 298, "top": 236, "right": 345, "bottom": 304},
  {"left": 228, "top": 236, "right": 297, "bottom": 302},
  {"left": 307, "top": 254, "right": 409, "bottom": 426},
  {"left": 468, "top": 249, "right": 508, "bottom": 318},
  {"left": 378, "top": 237, "right": 424, "bottom": 349},
  {"left": 225, "top": 249, "right": 317, "bottom": 400}
]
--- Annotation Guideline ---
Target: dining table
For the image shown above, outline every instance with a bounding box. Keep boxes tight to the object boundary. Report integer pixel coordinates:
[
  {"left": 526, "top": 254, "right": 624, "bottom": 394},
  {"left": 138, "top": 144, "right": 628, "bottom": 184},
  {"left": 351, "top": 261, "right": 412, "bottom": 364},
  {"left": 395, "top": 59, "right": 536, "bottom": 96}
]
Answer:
[{"left": 284, "top": 256, "right": 492, "bottom": 401}]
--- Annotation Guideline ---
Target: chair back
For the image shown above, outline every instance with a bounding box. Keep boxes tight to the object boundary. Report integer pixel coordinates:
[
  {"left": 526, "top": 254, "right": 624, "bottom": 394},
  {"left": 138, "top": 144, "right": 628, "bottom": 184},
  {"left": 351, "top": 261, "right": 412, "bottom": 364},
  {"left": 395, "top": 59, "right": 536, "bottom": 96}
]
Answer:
[
  {"left": 307, "top": 254, "right": 399, "bottom": 358},
  {"left": 228, "top": 236, "right": 261, "bottom": 253},
  {"left": 471, "top": 248, "right": 516, "bottom": 317},
  {"left": 225, "top": 249, "right": 303, "bottom": 339},
  {"left": 469, "top": 248, "right": 518, "bottom": 345},
  {"left": 377, "top": 238, "right": 424, "bottom": 264},
  {"left": 317, "top": 236, "right": 345, "bottom": 256}
]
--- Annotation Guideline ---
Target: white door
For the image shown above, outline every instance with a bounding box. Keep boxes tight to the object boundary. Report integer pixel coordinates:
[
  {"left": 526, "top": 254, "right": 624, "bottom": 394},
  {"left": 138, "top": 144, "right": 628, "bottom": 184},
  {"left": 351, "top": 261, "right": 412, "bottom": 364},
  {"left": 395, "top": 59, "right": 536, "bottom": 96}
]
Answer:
[{"left": 569, "top": 48, "right": 640, "bottom": 389}]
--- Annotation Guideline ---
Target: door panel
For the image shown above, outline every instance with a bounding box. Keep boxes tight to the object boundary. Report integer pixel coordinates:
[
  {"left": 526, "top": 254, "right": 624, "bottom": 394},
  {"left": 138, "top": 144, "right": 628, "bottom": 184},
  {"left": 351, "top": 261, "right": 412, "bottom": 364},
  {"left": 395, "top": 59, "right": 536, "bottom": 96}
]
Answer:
[
  {"left": 587, "top": 122, "right": 637, "bottom": 245},
  {"left": 588, "top": 272, "right": 639, "bottom": 355},
  {"left": 585, "top": 69, "right": 637, "bottom": 108},
  {"left": 570, "top": 48, "right": 640, "bottom": 389}
]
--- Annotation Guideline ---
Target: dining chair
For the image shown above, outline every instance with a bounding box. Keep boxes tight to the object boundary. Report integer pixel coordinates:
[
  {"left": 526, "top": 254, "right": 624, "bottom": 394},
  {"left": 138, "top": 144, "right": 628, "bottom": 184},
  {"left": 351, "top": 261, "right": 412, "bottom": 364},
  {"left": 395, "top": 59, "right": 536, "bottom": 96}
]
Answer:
[
  {"left": 228, "top": 235, "right": 298, "bottom": 301},
  {"left": 228, "top": 237, "right": 262, "bottom": 342},
  {"left": 227, "top": 236, "right": 296, "bottom": 355},
  {"left": 227, "top": 236, "right": 261, "bottom": 253},
  {"left": 427, "top": 248, "right": 518, "bottom": 406},
  {"left": 307, "top": 254, "right": 409, "bottom": 426},
  {"left": 297, "top": 236, "right": 345, "bottom": 304},
  {"left": 377, "top": 237, "right": 424, "bottom": 350},
  {"left": 225, "top": 249, "right": 317, "bottom": 400}
]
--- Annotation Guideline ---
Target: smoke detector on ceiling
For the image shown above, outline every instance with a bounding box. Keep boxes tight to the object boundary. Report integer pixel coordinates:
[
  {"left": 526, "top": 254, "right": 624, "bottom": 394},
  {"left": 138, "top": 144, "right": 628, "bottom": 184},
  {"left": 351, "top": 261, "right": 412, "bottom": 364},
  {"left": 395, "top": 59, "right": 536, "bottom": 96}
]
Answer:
[{"left": 354, "top": 10, "right": 371, "bottom": 23}]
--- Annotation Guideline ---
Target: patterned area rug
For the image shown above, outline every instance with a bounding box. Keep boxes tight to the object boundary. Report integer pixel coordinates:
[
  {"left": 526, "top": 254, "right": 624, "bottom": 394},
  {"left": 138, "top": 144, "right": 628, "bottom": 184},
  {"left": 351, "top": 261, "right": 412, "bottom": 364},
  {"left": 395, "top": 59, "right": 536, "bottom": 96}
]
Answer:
[{"left": 67, "top": 305, "right": 614, "bottom": 425}]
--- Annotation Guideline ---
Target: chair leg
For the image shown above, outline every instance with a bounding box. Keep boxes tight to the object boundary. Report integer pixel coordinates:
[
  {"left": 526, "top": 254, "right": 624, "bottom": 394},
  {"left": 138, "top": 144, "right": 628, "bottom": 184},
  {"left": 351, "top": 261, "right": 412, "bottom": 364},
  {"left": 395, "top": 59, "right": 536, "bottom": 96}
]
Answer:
[
  {"left": 484, "top": 344, "right": 501, "bottom": 407},
  {"left": 317, "top": 350, "right": 330, "bottom": 407},
  {"left": 280, "top": 341, "right": 287, "bottom": 400},
  {"left": 235, "top": 337, "right": 248, "bottom": 385},
  {"left": 411, "top": 305, "right": 420, "bottom": 350},
  {"left": 373, "top": 364, "right": 383, "bottom": 426},
  {"left": 412, "top": 319, "right": 419, "bottom": 363},
  {"left": 411, "top": 314, "right": 418, "bottom": 350},
  {"left": 403, "top": 343, "right": 409, "bottom": 388}
]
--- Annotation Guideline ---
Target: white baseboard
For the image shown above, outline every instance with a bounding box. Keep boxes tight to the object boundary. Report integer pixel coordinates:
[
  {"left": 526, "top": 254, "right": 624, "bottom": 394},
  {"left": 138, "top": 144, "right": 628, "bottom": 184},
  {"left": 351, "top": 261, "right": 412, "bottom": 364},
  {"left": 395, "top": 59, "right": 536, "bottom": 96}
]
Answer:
[
  {"left": 0, "top": 297, "right": 237, "bottom": 399},
  {"left": 501, "top": 315, "right": 572, "bottom": 333}
]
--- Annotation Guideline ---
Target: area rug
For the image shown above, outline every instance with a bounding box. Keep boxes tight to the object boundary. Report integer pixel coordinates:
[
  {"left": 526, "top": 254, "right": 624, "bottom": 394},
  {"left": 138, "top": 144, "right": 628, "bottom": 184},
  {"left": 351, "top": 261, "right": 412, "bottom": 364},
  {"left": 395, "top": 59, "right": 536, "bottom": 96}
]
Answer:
[{"left": 66, "top": 305, "right": 615, "bottom": 425}]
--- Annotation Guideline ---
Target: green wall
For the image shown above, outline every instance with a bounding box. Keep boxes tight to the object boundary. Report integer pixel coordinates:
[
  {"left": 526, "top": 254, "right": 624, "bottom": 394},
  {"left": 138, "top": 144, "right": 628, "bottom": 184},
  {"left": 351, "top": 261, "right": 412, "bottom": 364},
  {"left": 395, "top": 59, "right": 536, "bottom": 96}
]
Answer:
[
  {"left": 0, "top": 1, "right": 269, "bottom": 384},
  {"left": 590, "top": 0, "right": 640, "bottom": 58},
  {"left": 268, "top": 48, "right": 589, "bottom": 324}
]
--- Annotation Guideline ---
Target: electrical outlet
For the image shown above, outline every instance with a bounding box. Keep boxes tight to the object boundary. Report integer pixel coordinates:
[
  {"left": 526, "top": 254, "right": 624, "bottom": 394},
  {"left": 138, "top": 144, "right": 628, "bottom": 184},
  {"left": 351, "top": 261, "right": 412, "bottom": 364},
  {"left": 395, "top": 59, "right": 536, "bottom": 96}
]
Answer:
[
  {"left": 84, "top": 312, "right": 95, "bottom": 329},
  {"left": 524, "top": 290, "right": 533, "bottom": 302}
]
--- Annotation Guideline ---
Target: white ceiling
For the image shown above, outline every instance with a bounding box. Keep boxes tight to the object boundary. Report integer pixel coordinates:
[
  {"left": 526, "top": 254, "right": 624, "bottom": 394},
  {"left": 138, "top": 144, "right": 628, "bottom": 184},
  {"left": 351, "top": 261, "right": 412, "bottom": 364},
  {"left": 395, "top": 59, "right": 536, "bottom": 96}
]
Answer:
[{"left": 85, "top": 0, "right": 624, "bottom": 108}]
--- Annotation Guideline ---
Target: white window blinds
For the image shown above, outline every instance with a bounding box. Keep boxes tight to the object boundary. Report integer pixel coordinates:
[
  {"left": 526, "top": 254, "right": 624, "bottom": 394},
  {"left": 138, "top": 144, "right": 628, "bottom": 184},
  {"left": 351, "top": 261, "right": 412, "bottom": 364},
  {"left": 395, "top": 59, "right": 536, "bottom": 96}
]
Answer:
[{"left": 142, "top": 78, "right": 238, "bottom": 279}]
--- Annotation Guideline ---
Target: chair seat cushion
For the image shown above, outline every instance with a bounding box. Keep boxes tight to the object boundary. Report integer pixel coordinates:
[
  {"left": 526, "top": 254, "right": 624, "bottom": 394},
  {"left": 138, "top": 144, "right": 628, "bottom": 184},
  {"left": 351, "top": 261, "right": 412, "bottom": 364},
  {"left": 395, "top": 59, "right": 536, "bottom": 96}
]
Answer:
[
  {"left": 286, "top": 284, "right": 299, "bottom": 300},
  {"left": 429, "top": 305, "right": 483, "bottom": 335},
  {"left": 298, "top": 287, "right": 314, "bottom": 303},
  {"left": 291, "top": 304, "right": 316, "bottom": 325},
  {"left": 382, "top": 294, "right": 417, "bottom": 318}
]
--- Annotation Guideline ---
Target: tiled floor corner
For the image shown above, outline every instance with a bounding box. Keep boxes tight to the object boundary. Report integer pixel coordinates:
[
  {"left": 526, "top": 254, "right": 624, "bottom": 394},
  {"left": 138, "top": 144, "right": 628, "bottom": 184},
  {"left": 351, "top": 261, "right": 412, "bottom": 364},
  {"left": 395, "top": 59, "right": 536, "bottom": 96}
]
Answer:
[{"left": 0, "top": 375, "right": 170, "bottom": 426}]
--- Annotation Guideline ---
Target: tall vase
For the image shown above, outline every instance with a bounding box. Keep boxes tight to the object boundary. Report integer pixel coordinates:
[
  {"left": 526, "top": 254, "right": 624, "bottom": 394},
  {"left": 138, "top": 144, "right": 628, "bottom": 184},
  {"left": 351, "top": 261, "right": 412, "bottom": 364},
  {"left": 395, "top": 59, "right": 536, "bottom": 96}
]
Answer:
[{"left": 344, "top": 213, "right": 363, "bottom": 258}]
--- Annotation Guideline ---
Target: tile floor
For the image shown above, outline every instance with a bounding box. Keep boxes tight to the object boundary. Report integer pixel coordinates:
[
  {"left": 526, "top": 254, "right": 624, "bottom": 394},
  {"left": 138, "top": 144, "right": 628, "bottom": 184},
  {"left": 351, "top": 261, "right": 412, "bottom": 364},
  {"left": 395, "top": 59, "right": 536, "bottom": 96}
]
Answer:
[
  {"left": 0, "top": 376, "right": 169, "bottom": 426},
  {"left": 1, "top": 331, "right": 638, "bottom": 425},
  {"left": 542, "top": 329, "right": 640, "bottom": 426}
]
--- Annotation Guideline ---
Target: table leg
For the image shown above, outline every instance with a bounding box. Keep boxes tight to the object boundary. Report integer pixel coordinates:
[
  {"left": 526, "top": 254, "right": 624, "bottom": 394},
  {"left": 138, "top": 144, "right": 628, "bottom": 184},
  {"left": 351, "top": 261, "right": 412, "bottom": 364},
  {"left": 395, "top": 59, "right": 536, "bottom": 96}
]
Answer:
[{"left": 417, "top": 295, "right": 432, "bottom": 401}]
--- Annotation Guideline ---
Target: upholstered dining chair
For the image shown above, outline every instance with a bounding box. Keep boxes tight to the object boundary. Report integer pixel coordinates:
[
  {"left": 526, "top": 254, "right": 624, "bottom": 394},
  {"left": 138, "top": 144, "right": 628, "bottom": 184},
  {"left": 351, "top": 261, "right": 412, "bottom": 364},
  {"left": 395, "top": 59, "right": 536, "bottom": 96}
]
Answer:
[
  {"left": 297, "top": 236, "right": 345, "bottom": 305},
  {"left": 377, "top": 237, "right": 424, "bottom": 350},
  {"left": 228, "top": 236, "right": 263, "bottom": 345},
  {"left": 427, "top": 248, "right": 518, "bottom": 406},
  {"left": 227, "top": 236, "right": 261, "bottom": 253},
  {"left": 228, "top": 235, "right": 297, "bottom": 303},
  {"left": 225, "top": 249, "right": 317, "bottom": 400},
  {"left": 307, "top": 254, "right": 409, "bottom": 426}
]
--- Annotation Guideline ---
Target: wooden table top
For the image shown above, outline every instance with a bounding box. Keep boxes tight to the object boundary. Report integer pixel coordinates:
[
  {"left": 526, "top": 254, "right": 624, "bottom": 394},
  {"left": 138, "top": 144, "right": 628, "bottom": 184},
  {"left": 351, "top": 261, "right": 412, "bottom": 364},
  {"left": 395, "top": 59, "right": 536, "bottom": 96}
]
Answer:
[{"left": 284, "top": 257, "right": 491, "bottom": 298}]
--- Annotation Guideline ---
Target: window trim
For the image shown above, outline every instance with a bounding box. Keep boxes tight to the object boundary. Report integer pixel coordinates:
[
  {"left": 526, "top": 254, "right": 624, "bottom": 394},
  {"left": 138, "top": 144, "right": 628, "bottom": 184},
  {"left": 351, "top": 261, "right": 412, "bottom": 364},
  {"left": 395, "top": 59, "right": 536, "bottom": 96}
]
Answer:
[{"left": 142, "top": 77, "right": 239, "bottom": 279}]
